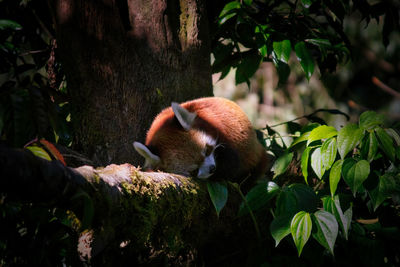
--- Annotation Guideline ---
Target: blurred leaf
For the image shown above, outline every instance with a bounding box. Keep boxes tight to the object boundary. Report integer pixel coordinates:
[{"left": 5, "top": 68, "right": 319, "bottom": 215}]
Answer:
[
  {"left": 342, "top": 159, "right": 370, "bottom": 197},
  {"left": 273, "top": 40, "right": 291, "bottom": 63},
  {"left": 0, "top": 19, "right": 22, "bottom": 30},
  {"left": 291, "top": 211, "right": 312, "bottom": 257},
  {"left": 39, "top": 139, "right": 66, "bottom": 166},
  {"left": 322, "top": 195, "right": 351, "bottom": 240},
  {"left": 301, "top": 147, "right": 311, "bottom": 184},
  {"left": 295, "top": 42, "right": 314, "bottom": 80},
  {"left": 306, "top": 38, "right": 332, "bottom": 47},
  {"left": 375, "top": 127, "right": 395, "bottom": 162},
  {"left": 270, "top": 214, "right": 292, "bottom": 247},
  {"left": 274, "top": 60, "right": 291, "bottom": 84},
  {"left": 207, "top": 181, "right": 228, "bottom": 216},
  {"left": 321, "top": 137, "right": 337, "bottom": 170},
  {"left": 385, "top": 128, "right": 400, "bottom": 146},
  {"left": 219, "top": 1, "right": 241, "bottom": 20},
  {"left": 272, "top": 151, "right": 293, "bottom": 179},
  {"left": 329, "top": 159, "right": 343, "bottom": 197},
  {"left": 238, "top": 181, "right": 280, "bottom": 216},
  {"left": 311, "top": 147, "right": 325, "bottom": 179},
  {"left": 337, "top": 123, "right": 363, "bottom": 159},
  {"left": 301, "top": 0, "right": 313, "bottom": 8},
  {"left": 369, "top": 174, "right": 397, "bottom": 211},
  {"left": 307, "top": 125, "right": 337, "bottom": 146},
  {"left": 312, "top": 210, "right": 338, "bottom": 255},
  {"left": 26, "top": 145, "right": 52, "bottom": 161},
  {"left": 359, "top": 111, "right": 384, "bottom": 130}
]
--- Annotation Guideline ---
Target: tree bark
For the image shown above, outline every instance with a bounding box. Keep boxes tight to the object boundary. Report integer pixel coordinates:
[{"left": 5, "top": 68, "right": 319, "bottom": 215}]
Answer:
[{"left": 51, "top": 0, "right": 212, "bottom": 166}]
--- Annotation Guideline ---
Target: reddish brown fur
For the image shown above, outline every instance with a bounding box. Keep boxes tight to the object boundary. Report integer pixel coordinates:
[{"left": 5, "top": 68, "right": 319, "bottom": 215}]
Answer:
[{"left": 145, "top": 97, "right": 269, "bottom": 180}]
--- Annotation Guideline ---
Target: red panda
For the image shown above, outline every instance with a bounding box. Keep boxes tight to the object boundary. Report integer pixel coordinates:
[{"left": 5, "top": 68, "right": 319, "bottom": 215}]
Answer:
[{"left": 133, "top": 97, "right": 269, "bottom": 182}]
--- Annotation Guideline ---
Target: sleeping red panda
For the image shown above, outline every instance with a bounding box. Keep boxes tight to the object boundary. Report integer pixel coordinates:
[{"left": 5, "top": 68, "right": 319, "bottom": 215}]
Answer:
[{"left": 133, "top": 97, "right": 270, "bottom": 182}]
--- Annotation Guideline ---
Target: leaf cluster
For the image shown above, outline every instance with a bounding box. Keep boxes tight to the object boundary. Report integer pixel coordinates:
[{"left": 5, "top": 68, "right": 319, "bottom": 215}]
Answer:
[{"left": 211, "top": 0, "right": 399, "bottom": 85}]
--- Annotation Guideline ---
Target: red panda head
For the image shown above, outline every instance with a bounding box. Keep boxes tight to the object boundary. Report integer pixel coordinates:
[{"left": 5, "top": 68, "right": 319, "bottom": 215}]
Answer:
[{"left": 133, "top": 102, "right": 218, "bottom": 179}]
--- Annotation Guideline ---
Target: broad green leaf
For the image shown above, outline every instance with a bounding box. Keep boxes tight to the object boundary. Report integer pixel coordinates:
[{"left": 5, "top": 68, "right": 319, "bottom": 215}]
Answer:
[
  {"left": 342, "top": 159, "right": 370, "bottom": 196},
  {"left": 270, "top": 214, "right": 292, "bottom": 247},
  {"left": 207, "top": 181, "right": 228, "bottom": 216},
  {"left": 329, "top": 159, "right": 343, "bottom": 196},
  {"left": 322, "top": 195, "right": 351, "bottom": 240},
  {"left": 337, "top": 123, "right": 364, "bottom": 159},
  {"left": 295, "top": 42, "right": 314, "bottom": 80},
  {"left": 291, "top": 211, "right": 312, "bottom": 257},
  {"left": 26, "top": 145, "right": 52, "bottom": 161},
  {"left": 307, "top": 125, "right": 338, "bottom": 145},
  {"left": 238, "top": 181, "right": 280, "bottom": 216},
  {"left": 0, "top": 19, "right": 22, "bottom": 30},
  {"left": 375, "top": 127, "right": 396, "bottom": 162},
  {"left": 275, "top": 188, "right": 298, "bottom": 217},
  {"left": 273, "top": 40, "right": 292, "bottom": 63},
  {"left": 361, "top": 131, "right": 378, "bottom": 162},
  {"left": 236, "top": 52, "right": 262, "bottom": 84},
  {"left": 359, "top": 111, "right": 385, "bottom": 130},
  {"left": 289, "top": 184, "right": 318, "bottom": 213},
  {"left": 369, "top": 174, "right": 397, "bottom": 211},
  {"left": 311, "top": 147, "right": 325, "bottom": 179},
  {"left": 274, "top": 60, "right": 291, "bottom": 84},
  {"left": 272, "top": 151, "right": 293, "bottom": 178},
  {"left": 321, "top": 137, "right": 337, "bottom": 170},
  {"left": 290, "top": 123, "right": 320, "bottom": 147},
  {"left": 312, "top": 210, "right": 338, "bottom": 255},
  {"left": 301, "top": 147, "right": 311, "bottom": 184},
  {"left": 219, "top": 1, "right": 241, "bottom": 18}
]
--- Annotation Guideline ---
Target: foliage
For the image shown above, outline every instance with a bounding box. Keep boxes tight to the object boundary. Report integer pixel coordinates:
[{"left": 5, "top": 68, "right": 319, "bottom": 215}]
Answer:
[
  {"left": 211, "top": 0, "right": 399, "bottom": 86},
  {"left": 235, "top": 110, "right": 400, "bottom": 264},
  {"left": 0, "top": 0, "right": 71, "bottom": 148}
]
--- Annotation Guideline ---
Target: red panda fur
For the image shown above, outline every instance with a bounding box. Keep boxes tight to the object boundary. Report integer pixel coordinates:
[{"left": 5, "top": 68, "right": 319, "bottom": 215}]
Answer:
[{"left": 141, "top": 97, "right": 269, "bottom": 182}]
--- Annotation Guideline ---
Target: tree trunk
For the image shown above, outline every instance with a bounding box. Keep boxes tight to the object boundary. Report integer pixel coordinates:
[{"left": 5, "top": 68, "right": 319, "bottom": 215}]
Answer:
[{"left": 51, "top": 0, "right": 212, "bottom": 166}]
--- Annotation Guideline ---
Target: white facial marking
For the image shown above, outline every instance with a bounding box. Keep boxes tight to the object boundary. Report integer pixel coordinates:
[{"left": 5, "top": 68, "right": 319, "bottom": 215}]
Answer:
[{"left": 197, "top": 151, "right": 216, "bottom": 179}]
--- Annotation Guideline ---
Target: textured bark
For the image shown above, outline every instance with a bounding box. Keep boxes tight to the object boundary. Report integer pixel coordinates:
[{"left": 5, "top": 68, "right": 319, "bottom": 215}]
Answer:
[{"left": 51, "top": 0, "right": 212, "bottom": 166}]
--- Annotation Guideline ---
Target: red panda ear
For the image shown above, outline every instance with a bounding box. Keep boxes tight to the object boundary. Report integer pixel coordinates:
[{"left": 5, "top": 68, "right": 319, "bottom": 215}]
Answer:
[
  {"left": 133, "top": 142, "right": 161, "bottom": 168},
  {"left": 171, "top": 102, "right": 197, "bottom": 131}
]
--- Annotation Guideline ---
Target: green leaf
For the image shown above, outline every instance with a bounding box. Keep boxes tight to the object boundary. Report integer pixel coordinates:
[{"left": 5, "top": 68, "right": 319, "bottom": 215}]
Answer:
[
  {"left": 359, "top": 111, "right": 385, "bottom": 130},
  {"left": 0, "top": 19, "right": 22, "bottom": 30},
  {"left": 275, "top": 188, "right": 298, "bottom": 217},
  {"left": 375, "top": 127, "right": 396, "bottom": 162},
  {"left": 301, "top": 147, "right": 311, "bottom": 184},
  {"left": 337, "top": 123, "right": 364, "bottom": 159},
  {"left": 289, "top": 184, "right": 318, "bottom": 213},
  {"left": 291, "top": 211, "right": 312, "bottom": 257},
  {"left": 329, "top": 159, "right": 343, "bottom": 196},
  {"left": 273, "top": 40, "right": 292, "bottom": 63},
  {"left": 235, "top": 52, "right": 262, "bottom": 85},
  {"left": 301, "top": 0, "right": 313, "bottom": 8},
  {"left": 272, "top": 151, "right": 293, "bottom": 179},
  {"left": 321, "top": 137, "right": 337, "bottom": 170},
  {"left": 290, "top": 123, "right": 320, "bottom": 147},
  {"left": 238, "top": 181, "right": 280, "bottom": 216},
  {"left": 342, "top": 159, "right": 370, "bottom": 196},
  {"left": 219, "top": 1, "right": 241, "bottom": 18},
  {"left": 295, "top": 42, "right": 314, "bottom": 80},
  {"left": 305, "top": 38, "right": 332, "bottom": 47},
  {"left": 385, "top": 128, "right": 400, "bottom": 145},
  {"left": 312, "top": 210, "right": 338, "bottom": 255},
  {"left": 361, "top": 131, "right": 378, "bottom": 162},
  {"left": 307, "top": 125, "right": 338, "bottom": 146},
  {"left": 311, "top": 147, "right": 325, "bottom": 179},
  {"left": 322, "top": 195, "right": 351, "bottom": 240},
  {"left": 26, "top": 145, "right": 52, "bottom": 161},
  {"left": 207, "top": 181, "right": 228, "bottom": 216},
  {"left": 369, "top": 174, "right": 397, "bottom": 211},
  {"left": 270, "top": 214, "right": 292, "bottom": 247}
]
